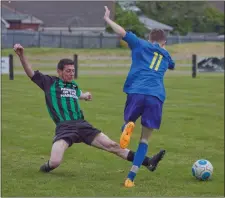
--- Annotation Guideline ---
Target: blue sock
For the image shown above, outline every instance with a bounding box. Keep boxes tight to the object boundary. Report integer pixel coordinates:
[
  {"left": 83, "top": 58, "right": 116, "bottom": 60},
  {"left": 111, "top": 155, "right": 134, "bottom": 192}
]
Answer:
[
  {"left": 127, "top": 171, "right": 136, "bottom": 181},
  {"left": 127, "top": 142, "right": 148, "bottom": 181},
  {"left": 121, "top": 123, "right": 126, "bottom": 133}
]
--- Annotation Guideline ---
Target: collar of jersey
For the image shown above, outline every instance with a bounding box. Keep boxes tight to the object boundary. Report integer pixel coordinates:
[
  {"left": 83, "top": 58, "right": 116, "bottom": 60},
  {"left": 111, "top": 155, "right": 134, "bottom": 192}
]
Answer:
[{"left": 58, "top": 78, "right": 75, "bottom": 86}]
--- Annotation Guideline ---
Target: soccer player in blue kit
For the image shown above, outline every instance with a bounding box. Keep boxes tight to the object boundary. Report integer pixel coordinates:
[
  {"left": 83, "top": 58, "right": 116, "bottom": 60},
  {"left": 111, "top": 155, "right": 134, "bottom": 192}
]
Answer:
[{"left": 104, "top": 6, "right": 175, "bottom": 187}]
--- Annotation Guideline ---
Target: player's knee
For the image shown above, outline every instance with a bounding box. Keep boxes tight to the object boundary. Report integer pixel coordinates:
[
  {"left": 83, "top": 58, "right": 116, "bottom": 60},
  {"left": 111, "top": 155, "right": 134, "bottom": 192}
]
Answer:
[{"left": 139, "top": 138, "right": 149, "bottom": 144}]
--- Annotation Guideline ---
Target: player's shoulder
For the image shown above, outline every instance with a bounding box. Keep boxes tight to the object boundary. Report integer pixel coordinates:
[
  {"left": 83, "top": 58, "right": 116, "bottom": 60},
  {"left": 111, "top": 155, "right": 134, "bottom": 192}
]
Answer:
[
  {"left": 31, "top": 70, "right": 59, "bottom": 91},
  {"left": 139, "top": 38, "right": 150, "bottom": 46},
  {"left": 32, "top": 70, "right": 57, "bottom": 80},
  {"left": 157, "top": 46, "right": 173, "bottom": 60},
  {"left": 162, "top": 48, "right": 172, "bottom": 57}
]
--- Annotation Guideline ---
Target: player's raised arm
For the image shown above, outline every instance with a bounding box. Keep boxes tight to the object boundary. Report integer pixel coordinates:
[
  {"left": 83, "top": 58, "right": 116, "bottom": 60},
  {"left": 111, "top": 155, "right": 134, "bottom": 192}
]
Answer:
[
  {"left": 103, "top": 6, "right": 139, "bottom": 49},
  {"left": 103, "top": 6, "right": 126, "bottom": 37},
  {"left": 13, "top": 44, "right": 34, "bottom": 78}
]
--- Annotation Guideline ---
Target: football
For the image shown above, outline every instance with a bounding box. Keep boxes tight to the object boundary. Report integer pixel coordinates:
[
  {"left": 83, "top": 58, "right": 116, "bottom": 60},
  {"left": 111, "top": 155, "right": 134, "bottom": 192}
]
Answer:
[{"left": 192, "top": 159, "right": 213, "bottom": 181}]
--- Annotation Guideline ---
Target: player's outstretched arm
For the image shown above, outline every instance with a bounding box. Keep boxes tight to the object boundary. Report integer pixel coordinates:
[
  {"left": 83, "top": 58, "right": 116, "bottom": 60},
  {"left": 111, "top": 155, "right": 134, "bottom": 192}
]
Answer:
[
  {"left": 103, "top": 6, "right": 126, "bottom": 37},
  {"left": 13, "top": 44, "right": 34, "bottom": 78}
]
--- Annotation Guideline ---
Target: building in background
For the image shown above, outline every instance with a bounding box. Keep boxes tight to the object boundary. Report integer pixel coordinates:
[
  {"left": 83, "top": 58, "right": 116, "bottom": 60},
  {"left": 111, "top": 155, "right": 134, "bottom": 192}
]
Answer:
[
  {"left": 1, "top": 18, "right": 10, "bottom": 31},
  {"left": 2, "top": 1, "right": 115, "bottom": 33},
  {"left": 2, "top": 4, "right": 43, "bottom": 31}
]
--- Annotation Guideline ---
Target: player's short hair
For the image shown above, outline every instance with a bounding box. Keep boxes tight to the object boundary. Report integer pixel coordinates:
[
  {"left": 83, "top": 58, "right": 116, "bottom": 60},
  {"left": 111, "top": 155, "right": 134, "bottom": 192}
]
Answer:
[
  {"left": 149, "top": 29, "right": 166, "bottom": 43},
  {"left": 57, "top": 59, "right": 74, "bottom": 70}
]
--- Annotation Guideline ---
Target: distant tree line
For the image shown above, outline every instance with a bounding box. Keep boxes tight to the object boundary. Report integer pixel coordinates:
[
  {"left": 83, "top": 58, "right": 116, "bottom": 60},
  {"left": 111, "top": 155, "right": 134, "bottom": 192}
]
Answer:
[{"left": 106, "top": 2, "right": 224, "bottom": 37}]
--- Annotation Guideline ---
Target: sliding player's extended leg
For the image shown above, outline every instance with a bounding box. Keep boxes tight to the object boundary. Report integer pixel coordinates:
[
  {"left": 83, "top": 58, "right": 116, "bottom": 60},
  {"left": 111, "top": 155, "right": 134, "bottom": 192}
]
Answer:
[{"left": 90, "top": 132, "right": 163, "bottom": 170}]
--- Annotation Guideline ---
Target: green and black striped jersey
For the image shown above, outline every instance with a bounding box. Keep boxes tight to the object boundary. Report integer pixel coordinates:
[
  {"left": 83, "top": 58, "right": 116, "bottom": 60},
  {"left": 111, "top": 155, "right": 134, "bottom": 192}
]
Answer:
[{"left": 31, "top": 70, "right": 84, "bottom": 124}]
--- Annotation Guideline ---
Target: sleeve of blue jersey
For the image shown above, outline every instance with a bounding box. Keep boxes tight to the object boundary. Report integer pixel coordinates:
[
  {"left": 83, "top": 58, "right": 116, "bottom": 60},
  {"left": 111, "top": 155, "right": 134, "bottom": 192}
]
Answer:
[
  {"left": 168, "top": 58, "right": 175, "bottom": 70},
  {"left": 122, "top": 31, "right": 139, "bottom": 49}
]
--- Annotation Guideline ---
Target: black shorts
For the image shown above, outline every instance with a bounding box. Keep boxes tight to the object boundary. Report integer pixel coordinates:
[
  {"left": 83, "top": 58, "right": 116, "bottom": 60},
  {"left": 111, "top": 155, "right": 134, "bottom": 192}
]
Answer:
[{"left": 53, "top": 119, "right": 101, "bottom": 147}]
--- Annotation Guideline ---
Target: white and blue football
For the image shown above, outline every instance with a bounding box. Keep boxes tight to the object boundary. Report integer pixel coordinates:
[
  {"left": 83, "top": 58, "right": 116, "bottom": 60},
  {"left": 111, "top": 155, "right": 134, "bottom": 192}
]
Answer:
[{"left": 192, "top": 159, "right": 213, "bottom": 181}]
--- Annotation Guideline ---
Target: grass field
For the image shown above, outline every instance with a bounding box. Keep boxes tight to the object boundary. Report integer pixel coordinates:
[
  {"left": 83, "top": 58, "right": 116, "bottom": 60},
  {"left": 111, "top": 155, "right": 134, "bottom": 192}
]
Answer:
[
  {"left": 1, "top": 73, "right": 224, "bottom": 197},
  {"left": 2, "top": 42, "right": 224, "bottom": 57},
  {"left": 2, "top": 42, "right": 224, "bottom": 74},
  {"left": 1, "top": 43, "right": 224, "bottom": 196}
]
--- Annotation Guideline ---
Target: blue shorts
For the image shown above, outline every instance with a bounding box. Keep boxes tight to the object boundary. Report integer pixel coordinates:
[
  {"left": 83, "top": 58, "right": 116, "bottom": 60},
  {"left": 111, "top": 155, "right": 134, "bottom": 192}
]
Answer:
[{"left": 124, "top": 94, "right": 163, "bottom": 129}]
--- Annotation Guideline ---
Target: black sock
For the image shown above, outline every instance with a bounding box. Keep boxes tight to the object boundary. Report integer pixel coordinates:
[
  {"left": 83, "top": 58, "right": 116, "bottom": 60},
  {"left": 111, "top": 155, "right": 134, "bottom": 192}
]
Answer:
[
  {"left": 41, "top": 160, "right": 55, "bottom": 172},
  {"left": 127, "top": 150, "right": 150, "bottom": 166}
]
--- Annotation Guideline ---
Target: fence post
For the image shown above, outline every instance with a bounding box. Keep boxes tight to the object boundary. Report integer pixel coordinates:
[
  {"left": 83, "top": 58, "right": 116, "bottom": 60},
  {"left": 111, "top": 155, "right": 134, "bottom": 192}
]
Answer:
[
  {"left": 38, "top": 31, "right": 41, "bottom": 47},
  {"left": 9, "top": 54, "right": 14, "bottom": 80},
  {"left": 80, "top": 33, "right": 84, "bottom": 48},
  {"left": 59, "top": 30, "right": 62, "bottom": 48},
  {"left": 192, "top": 54, "right": 197, "bottom": 78},
  {"left": 74, "top": 54, "right": 78, "bottom": 79},
  {"left": 12, "top": 30, "right": 15, "bottom": 47},
  {"left": 99, "top": 32, "right": 103, "bottom": 48}
]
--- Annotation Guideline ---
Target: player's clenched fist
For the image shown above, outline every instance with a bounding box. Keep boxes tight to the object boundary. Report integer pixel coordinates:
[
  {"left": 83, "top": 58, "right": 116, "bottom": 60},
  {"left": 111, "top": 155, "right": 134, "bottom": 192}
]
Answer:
[
  {"left": 13, "top": 43, "right": 24, "bottom": 57},
  {"left": 84, "top": 92, "right": 92, "bottom": 101}
]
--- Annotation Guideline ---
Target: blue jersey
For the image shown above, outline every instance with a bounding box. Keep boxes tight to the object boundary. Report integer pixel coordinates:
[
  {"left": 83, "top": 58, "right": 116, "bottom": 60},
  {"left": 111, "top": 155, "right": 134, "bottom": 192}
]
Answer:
[{"left": 122, "top": 32, "right": 175, "bottom": 103}]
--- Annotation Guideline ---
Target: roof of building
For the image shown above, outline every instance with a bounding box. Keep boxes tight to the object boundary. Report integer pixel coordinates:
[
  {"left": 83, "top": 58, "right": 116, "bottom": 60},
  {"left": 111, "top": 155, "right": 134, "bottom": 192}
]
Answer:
[
  {"left": 2, "top": 4, "right": 43, "bottom": 24},
  {"left": 139, "top": 15, "right": 173, "bottom": 31},
  {"left": 2, "top": 1, "right": 114, "bottom": 28},
  {"left": 1, "top": 18, "right": 10, "bottom": 28},
  {"left": 117, "top": 1, "right": 173, "bottom": 31}
]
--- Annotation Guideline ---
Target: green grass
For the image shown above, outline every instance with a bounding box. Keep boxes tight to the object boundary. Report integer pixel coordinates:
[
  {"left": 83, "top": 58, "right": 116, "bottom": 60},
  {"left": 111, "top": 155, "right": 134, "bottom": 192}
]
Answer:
[
  {"left": 4, "top": 42, "right": 223, "bottom": 77},
  {"left": 13, "top": 66, "right": 191, "bottom": 72},
  {"left": 2, "top": 42, "right": 224, "bottom": 57},
  {"left": 1, "top": 73, "right": 224, "bottom": 197}
]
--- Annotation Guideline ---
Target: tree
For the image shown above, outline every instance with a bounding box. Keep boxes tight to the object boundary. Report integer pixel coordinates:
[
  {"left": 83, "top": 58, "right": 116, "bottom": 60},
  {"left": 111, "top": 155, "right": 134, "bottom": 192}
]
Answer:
[
  {"left": 106, "top": 3, "right": 147, "bottom": 38},
  {"left": 136, "top": 1, "right": 224, "bottom": 35},
  {"left": 193, "top": 6, "right": 224, "bottom": 34}
]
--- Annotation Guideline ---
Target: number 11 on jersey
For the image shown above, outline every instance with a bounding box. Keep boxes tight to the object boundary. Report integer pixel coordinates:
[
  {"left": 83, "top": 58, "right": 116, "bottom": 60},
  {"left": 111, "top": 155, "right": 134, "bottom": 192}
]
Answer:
[{"left": 149, "top": 52, "right": 163, "bottom": 71}]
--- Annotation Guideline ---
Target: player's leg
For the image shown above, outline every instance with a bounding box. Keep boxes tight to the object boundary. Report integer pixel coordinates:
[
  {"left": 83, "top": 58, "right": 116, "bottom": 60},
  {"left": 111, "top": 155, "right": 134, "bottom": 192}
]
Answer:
[
  {"left": 124, "top": 95, "right": 165, "bottom": 187},
  {"left": 91, "top": 133, "right": 165, "bottom": 171},
  {"left": 139, "top": 127, "right": 166, "bottom": 172},
  {"left": 90, "top": 132, "right": 162, "bottom": 168},
  {"left": 40, "top": 122, "right": 76, "bottom": 172},
  {"left": 120, "top": 94, "right": 144, "bottom": 149},
  {"left": 77, "top": 120, "right": 159, "bottom": 168},
  {"left": 40, "top": 138, "right": 69, "bottom": 172},
  {"left": 124, "top": 126, "right": 153, "bottom": 187}
]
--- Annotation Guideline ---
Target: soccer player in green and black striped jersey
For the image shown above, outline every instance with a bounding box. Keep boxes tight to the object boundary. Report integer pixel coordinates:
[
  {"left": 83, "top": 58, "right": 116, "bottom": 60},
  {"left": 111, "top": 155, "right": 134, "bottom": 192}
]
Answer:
[
  {"left": 37, "top": 67, "right": 84, "bottom": 125},
  {"left": 14, "top": 43, "right": 165, "bottom": 178}
]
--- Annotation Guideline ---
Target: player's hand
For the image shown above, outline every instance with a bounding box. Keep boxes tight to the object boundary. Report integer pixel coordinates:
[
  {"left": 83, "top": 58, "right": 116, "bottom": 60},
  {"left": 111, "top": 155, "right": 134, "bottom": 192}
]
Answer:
[
  {"left": 84, "top": 92, "right": 92, "bottom": 101},
  {"left": 13, "top": 44, "right": 24, "bottom": 57},
  {"left": 104, "top": 6, "right": 110, "bottom": 20}
]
